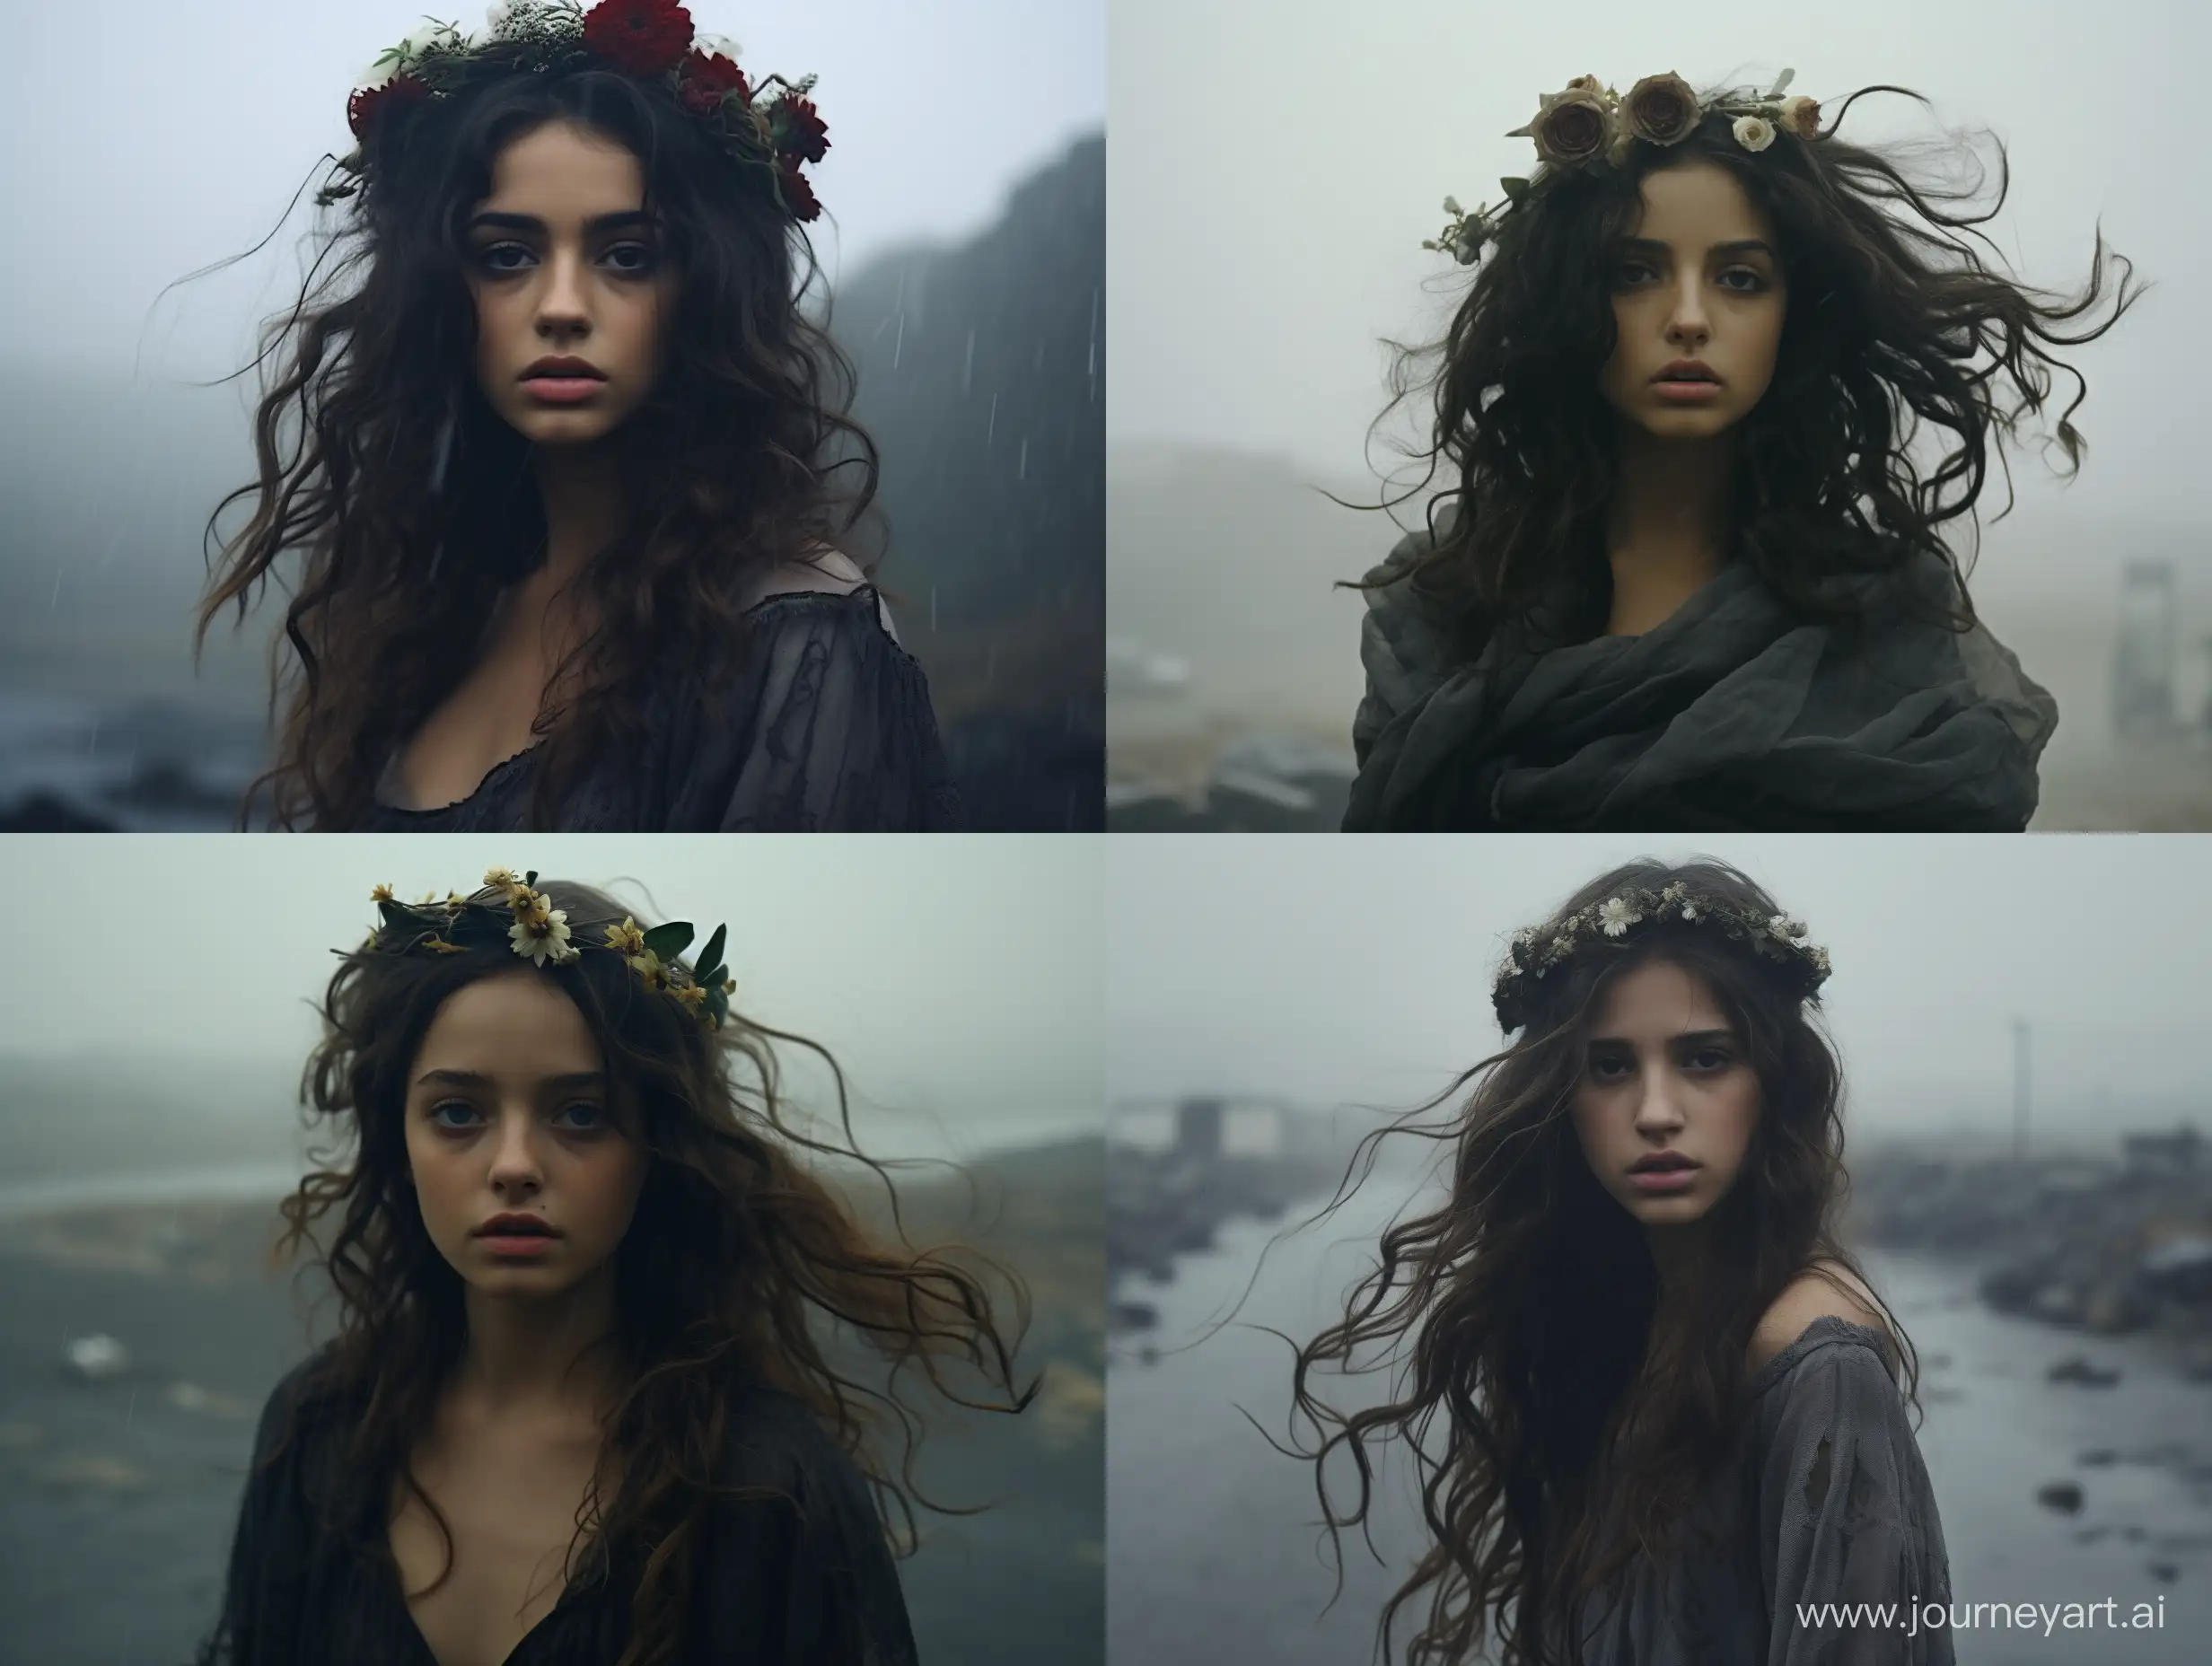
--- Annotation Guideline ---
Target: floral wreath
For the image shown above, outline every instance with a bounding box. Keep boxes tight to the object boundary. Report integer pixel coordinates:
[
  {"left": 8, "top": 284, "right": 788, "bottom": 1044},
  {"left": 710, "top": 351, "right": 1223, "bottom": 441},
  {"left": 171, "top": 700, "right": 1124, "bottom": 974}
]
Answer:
[
  {"left": 1425, "top": 68, "right": 1821, "bottom": 265},
  {"left": 1491, "top": 879, "right": 1832, "bottom": 1034},
  {"left": 324, "top": 2, "right": 830, "bottom": 224},
  {"left": 362, "top": 867, "right": 736, "bottom": 1031}
]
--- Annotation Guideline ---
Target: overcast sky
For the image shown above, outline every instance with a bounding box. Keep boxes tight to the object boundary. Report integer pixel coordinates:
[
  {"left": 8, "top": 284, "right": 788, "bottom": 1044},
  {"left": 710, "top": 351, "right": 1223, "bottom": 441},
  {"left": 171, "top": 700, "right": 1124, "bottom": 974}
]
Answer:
[
  {"left": 0, "top": 835, "right": 1102, "bottom": 1158},
  {"left": 1108, "top": 835, "right": 2208, "bottom": 1145},
  {"left": 4, "top": 0, "right": 1102, "bottom": 386},
  {"left": 1107, "top": 0, "right": 2199, "bottom": 537}
]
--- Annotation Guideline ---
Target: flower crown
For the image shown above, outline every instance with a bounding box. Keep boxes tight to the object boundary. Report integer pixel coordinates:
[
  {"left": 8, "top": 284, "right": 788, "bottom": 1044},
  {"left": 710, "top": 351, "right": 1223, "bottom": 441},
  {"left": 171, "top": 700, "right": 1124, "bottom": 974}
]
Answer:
[
  {"left": 363, "top": 867, "right": 736, "bottom": 1031},
  {"left": 1425, "top": 68, "right": 1821, "bottom": 265},
  {"left": 1491, "top": 880, "right": 1832, "bottom": 1034},
  {"left": 323, "top": 2, "right": 830, "bottom": 224}
]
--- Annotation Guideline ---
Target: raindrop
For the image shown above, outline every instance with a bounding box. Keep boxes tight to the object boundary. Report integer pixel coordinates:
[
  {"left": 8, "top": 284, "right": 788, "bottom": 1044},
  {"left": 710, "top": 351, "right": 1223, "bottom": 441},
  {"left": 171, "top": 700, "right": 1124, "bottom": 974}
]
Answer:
[
  {"left": 988, "top": 392, "right": 998, "bottom": 446},
  {"left": 1018, "top": 437, "right": 1028, "bottom": 481},
  {"left": 962, "top": 328, "right": 976, "bottom": 395},
  {"left": 892, "top": 309, "right": 904, "bottom": 372}
]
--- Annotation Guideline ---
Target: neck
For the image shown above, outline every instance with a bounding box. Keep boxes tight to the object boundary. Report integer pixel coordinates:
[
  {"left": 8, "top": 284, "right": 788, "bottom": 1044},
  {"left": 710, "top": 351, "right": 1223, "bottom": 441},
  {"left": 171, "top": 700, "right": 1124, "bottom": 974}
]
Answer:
[
  {"left": 531, "top": 437, "right": 628, "bottom": 590},
  {"left": 452, "top": 1265, "right": 626, "bottom": 1431},
  {"left": 1645, "top": 1220, "right": 1709, "bottom": 1296},
  {"left": 1602, "top": 422, "right": 1738, "bottom": 636}
]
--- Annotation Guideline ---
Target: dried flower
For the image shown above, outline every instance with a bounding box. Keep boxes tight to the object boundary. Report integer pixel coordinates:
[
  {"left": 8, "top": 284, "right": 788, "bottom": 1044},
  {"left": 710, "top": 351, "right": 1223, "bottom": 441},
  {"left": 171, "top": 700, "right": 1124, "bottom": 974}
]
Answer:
[
  {"left": 1598, "top": 896, "right": 1643, "bottom": 937},
  {"left": 1777, "top": 95, "right": 1821, "bottom": 139},
  {"left": 1523, "top": 86, "right": 1614, "bottom": 166},
  {"left": 1622, "top": 72, "right": 1701, "bottom": 146}
]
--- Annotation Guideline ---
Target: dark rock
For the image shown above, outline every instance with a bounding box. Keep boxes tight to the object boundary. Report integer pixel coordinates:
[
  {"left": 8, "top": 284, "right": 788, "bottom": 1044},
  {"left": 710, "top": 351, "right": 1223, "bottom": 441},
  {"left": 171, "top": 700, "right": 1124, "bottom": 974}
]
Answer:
[
  {"left": 2047, "top": 1355, "right": 2121, "bottom": 1387},
  {"left": 2036, "top": 1481, "right": 2085, "bottom": 1513}
]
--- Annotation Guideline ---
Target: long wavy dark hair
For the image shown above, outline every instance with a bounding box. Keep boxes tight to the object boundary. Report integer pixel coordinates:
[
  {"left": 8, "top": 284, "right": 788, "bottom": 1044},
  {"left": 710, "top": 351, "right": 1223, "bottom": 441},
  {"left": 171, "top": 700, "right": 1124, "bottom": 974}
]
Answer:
[
  {"left": 1355, "top": 76, "right": 2148, "bottom": 662},
  {"left": 1286, "top": 857, "right": 1918, "bottom": 1666},
  {"left": 198, "top": 880, "right": 1031, "bottom": 1666},
  {"left": 191, "top": 65, "right": 880, "bottom": 829}
]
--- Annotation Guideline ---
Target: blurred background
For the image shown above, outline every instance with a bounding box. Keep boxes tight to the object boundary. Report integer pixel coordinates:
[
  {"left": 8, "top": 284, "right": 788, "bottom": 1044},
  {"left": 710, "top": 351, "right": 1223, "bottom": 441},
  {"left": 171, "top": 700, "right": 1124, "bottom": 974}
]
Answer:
[
  {"left": 0, "top": 0, "right": 1104, "bottom": 831},
  {"left": 0, "top": 834, "right": 1103, "bottom": 1665},
  {"left": 1105, "top": 0, "right": 2209, "bottom": 831},
  {"left": 1107, "top": 835, "right": 2212, "bottom": 1664}
]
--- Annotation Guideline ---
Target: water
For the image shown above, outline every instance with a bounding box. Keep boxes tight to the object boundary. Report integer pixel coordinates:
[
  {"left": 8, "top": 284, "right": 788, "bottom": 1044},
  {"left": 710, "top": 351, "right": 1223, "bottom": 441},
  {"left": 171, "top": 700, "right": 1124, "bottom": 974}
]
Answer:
[{"left": 1107, "top": 1167, "right": 2212, "bottom": 1665}]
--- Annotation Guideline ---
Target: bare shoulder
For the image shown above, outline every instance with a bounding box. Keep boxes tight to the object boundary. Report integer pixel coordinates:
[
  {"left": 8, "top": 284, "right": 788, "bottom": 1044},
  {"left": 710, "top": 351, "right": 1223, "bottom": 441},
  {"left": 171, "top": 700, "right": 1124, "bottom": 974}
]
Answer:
[
  {"left": 744, "top": 544, "right": 869, "bottom": 604},
  {"left": 1747, "top": 1258, "right": 1892, "bottom": 1375}
]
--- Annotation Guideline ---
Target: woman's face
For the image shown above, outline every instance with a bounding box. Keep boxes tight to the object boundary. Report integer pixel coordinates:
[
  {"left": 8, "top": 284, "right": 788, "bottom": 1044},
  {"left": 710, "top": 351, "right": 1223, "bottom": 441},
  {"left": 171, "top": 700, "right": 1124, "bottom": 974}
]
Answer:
[
  {"left": 463, "top": 119, "right": 680, "bottom": 447},
  {"left": 1596, "top": 159, "right": 1788, "bottom": 442},
  {"left": 402, "top": 967, "right": 648, "bottom": 1294},
  {"left": 1568, "top": 957, "right": 1762, "bottom": 1226}
]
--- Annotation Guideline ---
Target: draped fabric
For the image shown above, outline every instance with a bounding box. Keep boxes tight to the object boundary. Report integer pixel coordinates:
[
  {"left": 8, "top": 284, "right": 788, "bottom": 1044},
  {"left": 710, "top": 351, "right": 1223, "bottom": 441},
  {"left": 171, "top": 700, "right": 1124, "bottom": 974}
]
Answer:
[
  {"left": 189, "top": 1346, "right": 919, "bottom": 1666},
  {"left": 1563, "top": 1318, "right": 1956, "bottom": 1666},
  {"left": 355, "top": 586, "right": 961, "bottom": 832},
  {"left": 1345, "top": 530, "right": 2057, "bottom": 831}
]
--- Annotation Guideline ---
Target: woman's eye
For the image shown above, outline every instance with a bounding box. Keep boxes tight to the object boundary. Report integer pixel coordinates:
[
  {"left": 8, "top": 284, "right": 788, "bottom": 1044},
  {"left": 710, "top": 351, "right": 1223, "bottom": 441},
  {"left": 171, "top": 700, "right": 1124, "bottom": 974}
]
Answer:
[
  {"left": 475, "top": 242, "right": 657, "bottom": 276},
  {"left": 1687, "top": 1048, "right": 1734, "bottom": 1072},
  {"left": 426, "top": 1100, "right": 606, "bottom": 1130},
  {"left": 1589, "top": 1055, "right": 1632, "bottom": 1081},
  {"left": 1720, "top": 268, "right": 1765, "bottom": 293}
]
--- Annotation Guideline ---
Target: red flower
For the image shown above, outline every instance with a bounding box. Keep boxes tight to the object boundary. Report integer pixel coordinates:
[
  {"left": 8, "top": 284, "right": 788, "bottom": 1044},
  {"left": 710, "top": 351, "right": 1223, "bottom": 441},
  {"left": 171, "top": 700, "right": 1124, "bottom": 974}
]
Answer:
[
  {"left": 676, "top": 45, "right": 748, "bottom": 118},
  {"left": 768, "top": 95, "right": 830, "bottom": 164},
  {"left": 776, "top": 157, "right": 821, "bottom": 223},
  {"left": 581, "top": 0, "right": 696, "bottom": 79},
  {"left": 347, "top": 73, "right": 431, "bottom": 143}
]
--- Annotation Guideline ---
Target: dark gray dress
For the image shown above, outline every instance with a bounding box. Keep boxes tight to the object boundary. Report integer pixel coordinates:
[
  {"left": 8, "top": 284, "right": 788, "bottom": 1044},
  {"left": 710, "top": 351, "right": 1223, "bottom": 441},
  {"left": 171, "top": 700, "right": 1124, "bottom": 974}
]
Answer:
[
  {"left": 1346, "top": 527, "right": 2058, "bottom": 831},
  {"left": 356, "top": 586, "right": 960, "bottom": 832},
  {"left": 1566, "top": 1317, "right": 1955, "bottom": 1666}
]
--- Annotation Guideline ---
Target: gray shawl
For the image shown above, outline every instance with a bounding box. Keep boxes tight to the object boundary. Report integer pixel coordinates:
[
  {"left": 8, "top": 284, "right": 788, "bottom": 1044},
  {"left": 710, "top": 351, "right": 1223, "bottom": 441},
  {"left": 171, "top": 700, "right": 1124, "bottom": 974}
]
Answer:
[{"left": 1346, "top": 529, "right": 2057, "bottom": 831}]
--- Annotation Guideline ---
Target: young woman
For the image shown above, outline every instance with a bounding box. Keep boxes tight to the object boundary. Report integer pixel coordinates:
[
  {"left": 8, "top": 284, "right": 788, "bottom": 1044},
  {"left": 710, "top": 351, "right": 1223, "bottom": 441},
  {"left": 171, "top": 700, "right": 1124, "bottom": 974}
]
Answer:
[
  {"left": 1345, "top": 69, "right": 2146, "bottom": 831},
  {"left": 191, "top": 869, "right": 1030, "bottom": 1666},
  {"left": 195, "top": 3, "right": 958, "bottom": 830},
  {"left": 1291, "top": 858, "right": 1953, "bottom": 1664}
]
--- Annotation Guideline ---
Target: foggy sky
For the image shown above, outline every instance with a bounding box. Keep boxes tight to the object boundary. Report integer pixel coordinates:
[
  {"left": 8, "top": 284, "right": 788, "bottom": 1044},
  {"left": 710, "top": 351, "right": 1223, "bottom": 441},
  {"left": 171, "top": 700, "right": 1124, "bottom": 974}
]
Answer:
[
  {"left": 1108, "top": 835, "right": 2209, "bottom": 1144},
  {"left": 4, "top": 0, "right": 1102, "bottom": 386},
  {"left": 1107, "top": 0, "right": 2199, "bottom": 536},
  {"left": 1, "top": 835, "right": 1102, "bottom": 1153}
]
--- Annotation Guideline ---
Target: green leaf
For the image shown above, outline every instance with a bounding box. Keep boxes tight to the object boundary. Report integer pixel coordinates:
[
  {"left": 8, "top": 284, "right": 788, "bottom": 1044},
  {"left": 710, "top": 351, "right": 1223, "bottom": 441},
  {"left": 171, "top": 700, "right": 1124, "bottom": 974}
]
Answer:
[
  {"left": 1500, "top": 175, "right": 1532, "bottom": 201},
  {"left": 523, "top": 871, "right": 538, "bottom": 889},
  {"left": 696, "top": 925, "right": 727, "bottom": 983},
  {"left": 641, "top": 921, "right": 694, "bottom": 960},
  {"left": 707, "top": 985, "right": 730, "bottom": 1028}
]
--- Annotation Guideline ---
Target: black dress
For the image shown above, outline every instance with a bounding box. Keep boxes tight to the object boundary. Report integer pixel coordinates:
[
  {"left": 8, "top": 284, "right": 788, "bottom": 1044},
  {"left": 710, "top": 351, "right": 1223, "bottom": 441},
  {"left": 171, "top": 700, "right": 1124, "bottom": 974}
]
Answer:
[
  {"left": 189, "top": 1346, "right": 918, "bottom": 1665},
  {"left": 1345, "top": 528, "right": 2058, "bottom": 831},
  {"left": 356, "top": 586, "right": 961, "bottom": 832}
]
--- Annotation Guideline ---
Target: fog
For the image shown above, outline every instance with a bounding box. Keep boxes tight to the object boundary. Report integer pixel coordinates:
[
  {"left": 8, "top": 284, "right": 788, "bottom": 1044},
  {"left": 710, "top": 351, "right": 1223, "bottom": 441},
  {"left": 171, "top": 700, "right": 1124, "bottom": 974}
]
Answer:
[
  {"left": 1108, "top": 834, "right": 2209, "bottom": 1145},
  {"left": 11, "top": 0, "right": 1102, "bottom": 383},
  {"left": 0, "top": 834, "right": 1103, "bottom": 1209},
  {"left": 1105, "top": 0, "right": 2212, "bottom": 829}
]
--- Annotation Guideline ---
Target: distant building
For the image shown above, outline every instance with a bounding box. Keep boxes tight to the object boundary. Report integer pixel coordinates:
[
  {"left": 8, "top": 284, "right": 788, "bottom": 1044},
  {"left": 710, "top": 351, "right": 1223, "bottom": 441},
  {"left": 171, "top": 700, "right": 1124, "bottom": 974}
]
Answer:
[{"left": 2121, "top": 1125, "right": 2201, "bottom": 1179}]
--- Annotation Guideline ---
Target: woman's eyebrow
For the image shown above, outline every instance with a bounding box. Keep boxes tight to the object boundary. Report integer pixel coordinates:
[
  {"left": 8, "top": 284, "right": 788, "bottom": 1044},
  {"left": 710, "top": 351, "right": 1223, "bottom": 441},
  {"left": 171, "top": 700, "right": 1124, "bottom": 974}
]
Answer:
[
  {"left": 413, "top": 1067, "right": 608, "bottom": 1091},
  {"left": 1620, "top": 236, "right": 1776, "bottom": 259},
  {"left": 468, "top": 209, "right": 657, "bottom": 233}
]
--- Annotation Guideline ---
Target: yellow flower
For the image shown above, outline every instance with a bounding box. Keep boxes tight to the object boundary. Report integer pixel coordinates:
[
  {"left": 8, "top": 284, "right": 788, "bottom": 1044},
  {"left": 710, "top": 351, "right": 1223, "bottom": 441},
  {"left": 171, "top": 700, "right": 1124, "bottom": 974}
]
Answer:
[
  {"left": 510, "top": 885, "right": 550, "bottom": 925},
  {"left": 371, "top": 882, "right": 395, "bottom": 903},
  {"left": 423, "top": 936, "right": 466, "bottom": 955},
  {"left": 671, "top": 983, "right": 707, "bottom": 1012},
  {"left": 485, "top": 866, "right": 522, "bottom": 895},
  {"left": 628, "top": 950, "right": 672, "bottom": 991},
  {"left": 417, "top": 890, "right": 440, "bottom": 904},
  {"left": 722, "top": 976, "right": 736, "bottom": 995},
  {"left": 603, "top": 916, "right": 648, "bottom": 957}
]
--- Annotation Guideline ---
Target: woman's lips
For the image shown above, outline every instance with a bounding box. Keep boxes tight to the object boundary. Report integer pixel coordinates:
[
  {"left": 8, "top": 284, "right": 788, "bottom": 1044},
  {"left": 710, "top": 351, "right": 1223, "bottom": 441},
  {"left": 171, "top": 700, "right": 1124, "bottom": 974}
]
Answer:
[
  {"left": 522, "top": 376, "right": 605, "bottom": 404},
  {"left": 1652, "top": 378, "right": 1722, "bottom": 402}
]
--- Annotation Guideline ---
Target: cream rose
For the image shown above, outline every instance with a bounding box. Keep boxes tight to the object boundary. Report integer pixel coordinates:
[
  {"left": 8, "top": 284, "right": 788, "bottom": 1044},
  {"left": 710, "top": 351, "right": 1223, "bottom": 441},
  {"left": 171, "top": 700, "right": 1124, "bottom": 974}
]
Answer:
[
  {"left": 1777, "top": 95, "right": 1821, "bottom": 139},
  {"left": 1732, "top": 115, "right": 1777, "bottom": 153}
]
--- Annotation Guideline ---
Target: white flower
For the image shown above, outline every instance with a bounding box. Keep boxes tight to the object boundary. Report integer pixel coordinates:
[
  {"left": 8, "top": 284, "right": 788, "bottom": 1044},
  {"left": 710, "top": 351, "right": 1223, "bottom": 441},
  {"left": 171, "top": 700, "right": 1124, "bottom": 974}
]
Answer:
[
  {"left": 1777, "top": 95, "right": 1821, "bottom": 139},
  {"left": 1808, "top": 945, "right": 1833, "bottom": 976},
  {"left": 509, "top": 908, "right": 573, "bottom": 967},
  {"left": 1598, "top": 896, "right": 1643, "bottom": 937},
  {"left": 1769, "top": 914, "right": 1808, "bottom": 941},
  {"left": 1443, "top": 195, "right": 1462, "bottom": 216},
  {"left": 1681, "top": 901, "right": 1699, "bottom": 920},
  {"left": 694, "top": 32, "right": 744, "bottom": 64},
  {"left": 479, "top": 2, "right": 522, "bottom": 40},
  {"left": 1732, "top": 115, "right": 1777, "bottom": 153}
]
